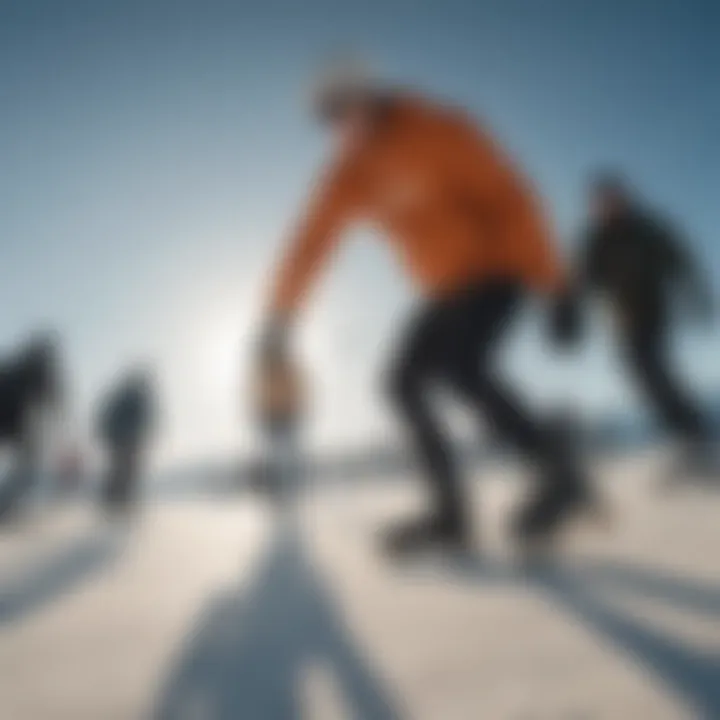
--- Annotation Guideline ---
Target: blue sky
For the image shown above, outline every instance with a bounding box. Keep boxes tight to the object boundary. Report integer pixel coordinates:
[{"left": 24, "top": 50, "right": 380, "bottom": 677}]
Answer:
[{"left": 0, "top": 0, "right": 718, "bottom": 465}]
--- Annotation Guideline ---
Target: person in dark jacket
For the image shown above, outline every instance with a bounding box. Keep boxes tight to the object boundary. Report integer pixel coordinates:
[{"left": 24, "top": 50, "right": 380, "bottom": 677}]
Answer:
[
  {"left": 567, "top": 174, "right": 715, "bottom": 477},
  {"left": 97, "top": 368, "right": 156, "bottom": 514},
  {"left": 0, "top": 332, "right": 63, "bottom": 522}
]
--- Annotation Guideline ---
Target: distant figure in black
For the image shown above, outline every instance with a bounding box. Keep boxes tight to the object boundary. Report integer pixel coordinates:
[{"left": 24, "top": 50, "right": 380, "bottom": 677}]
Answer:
[
  {"left": 0, "top": 332, "right": 63, "bottom": 522},
  {"left": 563, "top": 174, "right": 715, "bottom": 479},
  {"left": 97, "top": 368, "right": 156, "bottom": 515}
]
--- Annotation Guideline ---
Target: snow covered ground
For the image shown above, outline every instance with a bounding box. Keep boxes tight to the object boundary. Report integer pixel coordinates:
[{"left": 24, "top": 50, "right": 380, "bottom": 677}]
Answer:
[{"left": 1, "top": 451, "right": 719, "bottom": 719}]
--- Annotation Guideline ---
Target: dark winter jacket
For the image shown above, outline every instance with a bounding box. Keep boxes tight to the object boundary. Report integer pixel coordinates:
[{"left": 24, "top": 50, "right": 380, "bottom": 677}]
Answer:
[
  {"left": 98, "top": 378, "right": 154, "bottom": 449},
  {"left": 579, "top": 208, "right": 701, "bottom": 316}
]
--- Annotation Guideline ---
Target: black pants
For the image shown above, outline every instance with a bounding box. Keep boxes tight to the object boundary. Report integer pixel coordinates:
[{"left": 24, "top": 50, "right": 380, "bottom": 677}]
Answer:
[
  {"left": 386, "top": 280, "right": 554, "bottom": 527},
  {"left": 0, "top": 460, "right": 34, "bottom": 520},
  {"left": 0, "top": 435, "right": 38, "bottom": 521},
  {"left": 622, "top": 301, "right": 707, "bottom": 441},
  {"left": 103, "top": 444, "right": 141, "bottom": 510}
]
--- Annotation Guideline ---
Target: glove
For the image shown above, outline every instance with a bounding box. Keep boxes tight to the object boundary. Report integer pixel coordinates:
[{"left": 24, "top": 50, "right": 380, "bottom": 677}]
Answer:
[
  {"left": 253, "top": 316, "right": 303, "bottom": 433},
  {"left": 548, "top": 289, "right": 584, "bottom": 350},
  {"left": 257, "top": 315, "right": 289, "bottom": 365}
]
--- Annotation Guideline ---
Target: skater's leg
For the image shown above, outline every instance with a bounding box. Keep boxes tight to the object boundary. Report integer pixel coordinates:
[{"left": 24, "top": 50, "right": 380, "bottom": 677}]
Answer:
[
  {"left": 0, "top": 461, "right": 31, "bottom": 522},
  {"left": 439, "top": 283, "right": 551, "bottom": 461},
  {"left": 624, "top": 312, "right": 715, "bottom": 481},
  {"left": 103, "top": 446, "right": 123, "bottom": 510},
  {"left": 0, "top": 430, "right": 40, "bottom": 523},
  {"left": 437, "top": 281, "right": 592, "bottom": 541},
  {"left": 625, "top": 319, "right": 707, "bottom": 442},
  {"left": 384, "top": 301, "right": 468, "bottom": 546},
  {"left": 120, "top": 447, "right": 139, "bottom": 509}
]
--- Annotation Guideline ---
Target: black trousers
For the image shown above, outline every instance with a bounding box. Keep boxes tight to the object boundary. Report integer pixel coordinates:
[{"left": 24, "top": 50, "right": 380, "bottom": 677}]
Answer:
[
  {"left": 0, "top": 461, "right": 34, "bottom": 520},
  {"left": 0, "top": 435, "right": 38, "bottom": 521},
  {"left": 385, "top": 280, "right": 552, "bottom": 527},
  {"left": 103, "top": 444, "right": 141, "bottom": 509},
  {"left": 621, "top": 301, "right": 707, "bottom": 441}
]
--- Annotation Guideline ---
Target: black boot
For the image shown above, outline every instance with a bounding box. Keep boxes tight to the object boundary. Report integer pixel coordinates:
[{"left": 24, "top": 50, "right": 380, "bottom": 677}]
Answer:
[
  {"left": 513, "top": 408, "right": 606, "bottom": 546},
  {"left": 511, "top": 465, "right": 607, "bottom": 549},
  {"left": 382, "top": 512, "right": 471, "bottom": 558},
  {"left": 661, "top": 438, "right": 720, "bottom": 490}
]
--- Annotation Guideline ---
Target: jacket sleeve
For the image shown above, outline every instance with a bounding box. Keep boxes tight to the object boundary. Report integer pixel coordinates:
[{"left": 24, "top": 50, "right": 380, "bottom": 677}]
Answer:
[{"left": 267, "top": 160, "right": 357, "bottom": 317}]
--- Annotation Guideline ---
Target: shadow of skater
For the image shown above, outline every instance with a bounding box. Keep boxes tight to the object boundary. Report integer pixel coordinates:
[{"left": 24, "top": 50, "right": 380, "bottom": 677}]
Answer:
[
  {"left": 570, "top": 560, "right": 720, "bottom": 620},
  {"left": 425, "top": 555, "right": 720, "bottom": 718},
  {"left": 155, "top": 520, "right": 404, "bottom": 720},
  {"left": 0, "top": 528, "right": 125, "bottom": 625}
]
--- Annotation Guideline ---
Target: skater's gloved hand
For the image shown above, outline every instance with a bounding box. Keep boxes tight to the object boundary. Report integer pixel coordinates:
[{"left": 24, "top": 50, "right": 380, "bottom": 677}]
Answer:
[
  {"left": 257, "top": 315, "right": 289, "bottom": 366},
  {"left": 548, "top": 289, "right": 583, "bottom": 350},
  {"left": 253, "top": 315, "right": 303, "bottom": 430}
]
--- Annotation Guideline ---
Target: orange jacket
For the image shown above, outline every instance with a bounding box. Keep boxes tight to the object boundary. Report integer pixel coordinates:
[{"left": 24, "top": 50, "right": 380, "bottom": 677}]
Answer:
[{"left": 269, "top": 94, "right": 563, "bottom": 315}]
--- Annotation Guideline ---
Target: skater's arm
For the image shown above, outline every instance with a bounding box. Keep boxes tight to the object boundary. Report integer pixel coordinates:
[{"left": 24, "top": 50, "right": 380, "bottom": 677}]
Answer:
[
  {"left": 547, "top": 229, "right": 597, "bottom": 349},
  {"left": 570, "top": 226, "right": 604, "bottom": 309},
  {"left": 267, "top": 160, "right": 358, "bottom": 319}
]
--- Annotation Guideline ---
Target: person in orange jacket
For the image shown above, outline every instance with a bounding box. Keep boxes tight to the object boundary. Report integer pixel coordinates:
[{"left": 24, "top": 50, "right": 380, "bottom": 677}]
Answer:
[{"left": 257, "top": 66, "right": 591, "bottom": 553}]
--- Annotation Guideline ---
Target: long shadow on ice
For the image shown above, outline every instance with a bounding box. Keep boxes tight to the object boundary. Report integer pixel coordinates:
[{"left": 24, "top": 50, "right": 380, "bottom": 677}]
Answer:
[
  {"left": 0, "top": 527, "right": 125, "bottom": 626},
  {"left": 431, "top": 554, "right": 720, "bottom": 718},
  {"left": 155, "top": 519, "right": 403, "bottom": 720}
]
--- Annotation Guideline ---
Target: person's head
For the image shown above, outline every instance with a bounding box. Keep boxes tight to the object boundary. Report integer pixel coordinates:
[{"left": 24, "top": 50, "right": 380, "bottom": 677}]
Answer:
[
  {"left": 588, "top": 172, "right": 633, "bottom": 223},
  {"left": 311, "top": 60, "right": 384, "bottom": 152},
  {"left": 123, "top": 363, "right": 154, "bottom": 394}
]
